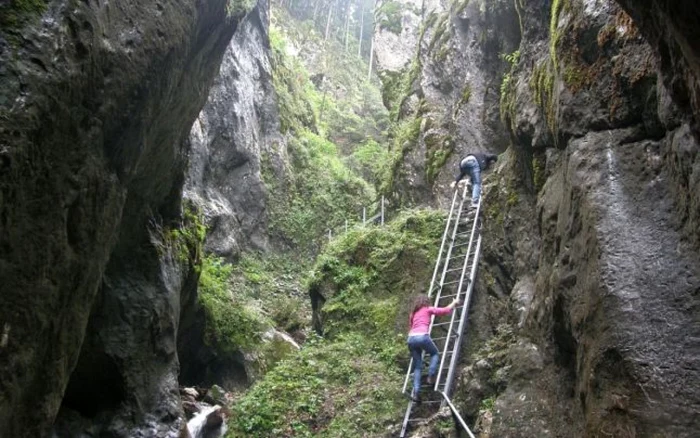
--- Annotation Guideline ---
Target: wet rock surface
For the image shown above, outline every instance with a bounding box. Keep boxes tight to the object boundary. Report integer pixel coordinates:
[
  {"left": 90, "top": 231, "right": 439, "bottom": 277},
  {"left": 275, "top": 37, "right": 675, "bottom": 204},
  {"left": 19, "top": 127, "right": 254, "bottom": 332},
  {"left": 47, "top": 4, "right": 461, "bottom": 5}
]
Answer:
[
  {"left": 373, "top": 0, "right": 519, "bottom": 206},
  {"left": 453, "top": 0, "right": 700, "bottom": 436},
  {"left": 184, "top": 0, "right": 281, "bottom": 260},
  {"left": 0, "top": 0, "right": 252, "bottom": 436}
]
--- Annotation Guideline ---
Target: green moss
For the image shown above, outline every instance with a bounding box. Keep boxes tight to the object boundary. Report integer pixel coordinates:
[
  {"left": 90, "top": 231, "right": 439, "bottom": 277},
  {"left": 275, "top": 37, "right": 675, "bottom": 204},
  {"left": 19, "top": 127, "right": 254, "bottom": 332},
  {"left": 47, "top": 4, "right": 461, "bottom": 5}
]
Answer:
[
  {"left": 199, "top": 256, "right": 269, "bottom": 354},
  {"left": 425, "top": 133, "right": 455, "bottom": 184},
  {"left": 375, "top": 0, "right": 403, "bottom": 34},
  {"left": 529, "top": 61, "right": 557, "bottom": 134},
  {"left": 427, "top": 14, "right": 450, "bottom": 54},
  {"left": 229, "top": 210, "right": 445, "bottom": 437},
  {"left": 310, "top": 209, "right": 445, "bottom": 339},
  {"left": 161, "top": 200, "right": 206, "bottom": 267},
  {"left": 378, "top": 116, "right": 422, "bottom": 195},
  {"left": 461, "top": 82, "right": 472, "bottom": 104},
  {"left": 229, "top": 253, "right": 312, "bottom": 335},
  {"left": 0, "top": 0, "right": 47, "bottom": 31},
  {"left": 532, "top": 153, "right": 546, "bottom": 193},
  {"left": 226, "top": 0, "right": 256, "bottom": 17},
  {"left": 453, "top": 0, "right": 471, "bottom": 15},
  {"left": 549, "top": 0, "right": 568, "bottom": 70}
]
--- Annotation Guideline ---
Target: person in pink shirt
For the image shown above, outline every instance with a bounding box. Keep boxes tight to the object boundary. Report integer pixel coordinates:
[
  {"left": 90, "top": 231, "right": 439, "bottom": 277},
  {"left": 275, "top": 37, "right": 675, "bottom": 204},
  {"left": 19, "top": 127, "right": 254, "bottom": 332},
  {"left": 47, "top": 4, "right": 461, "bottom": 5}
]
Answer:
[{"left": 407, "top": 294, "right": 460, "bottom": 401}]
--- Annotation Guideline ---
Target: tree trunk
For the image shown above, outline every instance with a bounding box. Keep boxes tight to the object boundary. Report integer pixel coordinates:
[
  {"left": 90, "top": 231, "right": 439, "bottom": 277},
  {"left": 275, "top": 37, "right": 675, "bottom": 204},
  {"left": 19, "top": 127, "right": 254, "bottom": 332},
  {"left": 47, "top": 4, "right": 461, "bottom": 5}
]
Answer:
[
  {"left": 367, "top": 0, "right": 376, "bottom": 79},
  {"left": 357, "top": 0, "right": 365, "bottom": 57},
  {"left": 344, "top": 0, "right": 352, "bottom": 51},
  {"left": 325, "top": 0, "right": 335, "bottom": 41},
  {"left": 313, "top": 0, "right": 322, "bottom": 25},
  {"left": 367, "top": 31, "right": 374, "bottom": 79}
]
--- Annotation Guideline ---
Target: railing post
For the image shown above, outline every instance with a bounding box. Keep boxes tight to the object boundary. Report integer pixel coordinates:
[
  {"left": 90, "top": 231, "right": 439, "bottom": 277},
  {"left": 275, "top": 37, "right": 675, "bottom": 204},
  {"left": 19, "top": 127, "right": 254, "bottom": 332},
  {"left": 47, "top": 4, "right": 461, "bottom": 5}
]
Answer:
[
  {"left": 328, "top": 229, "right": 332, "bottom": 241},
  {"left": 363, "top": 207, "right": 366, "bottom": 226},
  {"left": 345, "top": 219, "right": 348, "bottom": 233}
]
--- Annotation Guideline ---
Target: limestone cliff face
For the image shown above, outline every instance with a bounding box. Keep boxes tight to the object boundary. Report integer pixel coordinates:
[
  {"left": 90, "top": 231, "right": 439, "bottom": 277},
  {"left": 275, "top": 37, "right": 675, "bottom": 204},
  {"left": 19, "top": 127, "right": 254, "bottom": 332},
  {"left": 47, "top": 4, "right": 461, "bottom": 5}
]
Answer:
[
  {"left": 184, "top": 1, "right": 280, "bottom": 259},
  {"left": 0, "top": 1, "right": 252, "bottom": 436},
  {"left": 373, "top": 0, "right": 519, "bottom": 206},
  {"left": 178, "top": 0, "right": 289, "bottom": 391},
  {"left": 374, "top": 0, "right": 700, "bottom": 436},
  {"left": 465, "top": 0, "right": 700, "bottom": 436}
]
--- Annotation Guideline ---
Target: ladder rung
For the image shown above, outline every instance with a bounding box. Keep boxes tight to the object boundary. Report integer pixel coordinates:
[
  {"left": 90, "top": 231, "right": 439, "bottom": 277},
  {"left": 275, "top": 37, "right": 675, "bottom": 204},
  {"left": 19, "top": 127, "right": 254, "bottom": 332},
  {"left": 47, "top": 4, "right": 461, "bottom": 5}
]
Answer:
[{"left": 439, "top": 293, "right": 461, "bottom": 299}]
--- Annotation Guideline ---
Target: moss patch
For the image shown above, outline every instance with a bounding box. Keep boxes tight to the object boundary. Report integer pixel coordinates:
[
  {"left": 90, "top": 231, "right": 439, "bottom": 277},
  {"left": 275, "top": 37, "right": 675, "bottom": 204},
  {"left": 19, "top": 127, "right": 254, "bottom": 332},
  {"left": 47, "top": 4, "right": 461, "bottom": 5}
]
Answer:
[
  {"left": 262, "top": 129, "right": 375, "bottom": 253},
  {"left": 375, "top": 0, "right": 403, "bottom": 34},
  {"left": 199, "top": 256, "right": 270, "bottom": 355},
  {"left": 0, "top": 0, "right": 47, "bottom": 31},
  {"left": 228, "top": 210, "right": 445, "bottom": 437}
]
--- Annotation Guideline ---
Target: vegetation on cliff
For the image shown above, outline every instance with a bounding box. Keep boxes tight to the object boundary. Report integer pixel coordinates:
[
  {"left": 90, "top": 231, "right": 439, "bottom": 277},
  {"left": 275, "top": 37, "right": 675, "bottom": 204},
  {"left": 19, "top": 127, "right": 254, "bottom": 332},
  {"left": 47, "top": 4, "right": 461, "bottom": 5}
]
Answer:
[{"left": 227, "top": 209, "right": 445, "bottom": 437}]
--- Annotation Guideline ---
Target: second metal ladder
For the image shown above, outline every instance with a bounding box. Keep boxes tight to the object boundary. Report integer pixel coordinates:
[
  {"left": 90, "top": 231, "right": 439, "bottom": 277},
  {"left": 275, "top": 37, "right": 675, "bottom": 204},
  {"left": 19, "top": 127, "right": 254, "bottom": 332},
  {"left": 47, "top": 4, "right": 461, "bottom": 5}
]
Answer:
[{"left": 399, "top": 182, "right": 483, "bottom": 438}]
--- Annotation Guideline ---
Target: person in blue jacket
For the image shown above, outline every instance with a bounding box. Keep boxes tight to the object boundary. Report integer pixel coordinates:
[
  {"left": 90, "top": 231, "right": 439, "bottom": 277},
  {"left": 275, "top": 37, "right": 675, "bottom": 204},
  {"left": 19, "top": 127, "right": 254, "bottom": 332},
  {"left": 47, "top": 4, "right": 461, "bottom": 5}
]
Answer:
[{"left": 450, "top": 153, "right": 498, "bottom": 207}]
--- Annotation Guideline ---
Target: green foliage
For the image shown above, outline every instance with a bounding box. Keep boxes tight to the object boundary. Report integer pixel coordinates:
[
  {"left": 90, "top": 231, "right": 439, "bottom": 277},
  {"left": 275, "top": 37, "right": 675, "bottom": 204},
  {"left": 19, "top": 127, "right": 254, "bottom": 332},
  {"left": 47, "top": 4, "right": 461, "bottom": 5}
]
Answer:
[
  {"left": 230, "top": 253, "right": 312, "bottom": 335},
  {"left": 269, "top": 27, "right": 319, "bottom": 133},
  {"left": 375, "top": 0, "right": 403, "bottom": 34},
  {"left": 264, "top": 130, "right": 375, "bottom": 253},
  {"left": 480, "top": 396, "right": 496, "bottom": 412},
  {"left": 0, "top": 0, "right": 46, "bottom": 31},
  {"left": 226, "top": 0, "right": 255, "bottom": 17},
  {"left": 499, "top": 49, "right": 521, "bottom": 129},
  {"left": 228, "top": 333, "right": 405, "bottom": 437},
  {"left": 198, "top": 256, "right": 269, "bottom": 354},
  {"left": 501, "top": 49, "right": 521, "bottom": 66},
  {"left": 378, "top": 116, "right": 422, "bottom": 195},
  {"left": 165, "top": 201, "right": 206, "bottom": 265},
  {"left": 348, "top": 139, "right": 392, "bottom": 185},
  {"left": 228, "top": 210, "right": 445, "bottom": 437},
  {"left": 310, "top": 209, "right": 445, "bottom": 339}
]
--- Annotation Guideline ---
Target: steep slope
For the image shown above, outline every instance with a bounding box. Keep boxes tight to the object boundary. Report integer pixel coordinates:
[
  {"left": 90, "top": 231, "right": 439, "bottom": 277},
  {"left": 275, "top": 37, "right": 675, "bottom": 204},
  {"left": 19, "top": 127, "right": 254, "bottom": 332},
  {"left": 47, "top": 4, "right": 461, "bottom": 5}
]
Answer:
[
  {"left": 373, "top": 0, "right": 519, "bottom": 206},
  {"left": 0, "top": 0, "right": 253, "bottom": 436},
  {"left": 373, "top": 0, "right": 700, "bottom": 436}
]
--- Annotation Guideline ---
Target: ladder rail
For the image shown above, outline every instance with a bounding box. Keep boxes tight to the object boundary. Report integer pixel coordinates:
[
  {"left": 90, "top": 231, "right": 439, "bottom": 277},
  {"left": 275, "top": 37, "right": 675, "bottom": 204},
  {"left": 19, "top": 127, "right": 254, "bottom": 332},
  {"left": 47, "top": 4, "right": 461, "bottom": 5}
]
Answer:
[
  {"left": 442, "top": 233, "right": 482, "bottom": 398},
  {"left": 433, "top": 197, "right": 481, "bottom": 390},
  {"left": 400, "top": 186, "right": 482, "bottom": 438},
  {"left": 438, "top": 391, "right": 477, "bottom": 438},
  {"left": 433, "top": 184, "right": 469, "bottom": 304},
  {"left": 402, "top": 186, "right": 467, "bottom": 394},
  {"left": 427, "top": 189, "right": 461, "bottom": 299}
]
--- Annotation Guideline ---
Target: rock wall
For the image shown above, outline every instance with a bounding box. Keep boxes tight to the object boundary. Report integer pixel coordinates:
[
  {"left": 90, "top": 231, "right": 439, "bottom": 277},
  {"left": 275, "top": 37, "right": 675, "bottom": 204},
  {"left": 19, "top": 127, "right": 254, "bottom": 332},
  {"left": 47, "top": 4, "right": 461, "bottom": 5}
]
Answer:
[
  {"left": 373, "top": 0, "right": 700, "bottom": 436},
  {"left": 179, "top": 0, "right": 285, "bottom": 390},
  {"left": 456, "top": 0, "right": 700, "bottom": 436},
  {"left": 614, "top": 0, "right": 700, "bottom": 249},
  {"left": 184, "top": 1, "right": 280, "bottom": 259},
  {"left": 0, "top": 0, "right": 252, "bottom": 436},
  {"left": 373, "top": 0, "right": 519, "bottom": 206}
]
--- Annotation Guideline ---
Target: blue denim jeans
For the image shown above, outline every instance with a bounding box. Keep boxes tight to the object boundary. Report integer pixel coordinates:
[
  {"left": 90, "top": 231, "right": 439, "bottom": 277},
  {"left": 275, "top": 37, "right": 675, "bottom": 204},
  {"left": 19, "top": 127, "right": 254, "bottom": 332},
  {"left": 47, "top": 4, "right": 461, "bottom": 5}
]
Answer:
[
  {"left": 460, "top": 156, "right": 481, "bottom": 204},
  {"left": 407, "top": 334, "right": 439, "bottom": 395}
]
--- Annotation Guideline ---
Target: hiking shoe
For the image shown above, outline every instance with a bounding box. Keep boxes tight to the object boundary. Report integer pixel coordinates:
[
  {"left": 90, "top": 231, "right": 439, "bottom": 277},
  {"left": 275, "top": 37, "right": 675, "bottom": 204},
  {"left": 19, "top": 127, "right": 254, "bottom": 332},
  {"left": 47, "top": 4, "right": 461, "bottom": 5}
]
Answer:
[
  {"left": 411, "top": 394, "right": 421, "bottom": 403},
  {"left": 427, "top": 375, "right": 436, "bottom": 385},
  {"left": 470, "top": 202, "right": 479, "bottom": 208}
]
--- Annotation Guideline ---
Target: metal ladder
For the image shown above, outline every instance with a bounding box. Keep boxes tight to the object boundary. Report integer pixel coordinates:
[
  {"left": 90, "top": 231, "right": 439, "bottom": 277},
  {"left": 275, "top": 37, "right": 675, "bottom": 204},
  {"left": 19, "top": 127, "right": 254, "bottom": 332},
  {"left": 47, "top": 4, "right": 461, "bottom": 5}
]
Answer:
[{"left": 399, "top": 183, "right": 482, "bottom": 438}]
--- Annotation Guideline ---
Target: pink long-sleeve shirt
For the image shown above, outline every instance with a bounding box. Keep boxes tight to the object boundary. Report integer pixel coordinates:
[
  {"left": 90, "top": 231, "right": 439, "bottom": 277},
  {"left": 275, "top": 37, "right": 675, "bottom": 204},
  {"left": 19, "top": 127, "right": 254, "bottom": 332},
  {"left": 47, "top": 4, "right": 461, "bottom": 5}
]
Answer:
[{"left": 408, "top": 306, "right": 453, "bottom": 336}]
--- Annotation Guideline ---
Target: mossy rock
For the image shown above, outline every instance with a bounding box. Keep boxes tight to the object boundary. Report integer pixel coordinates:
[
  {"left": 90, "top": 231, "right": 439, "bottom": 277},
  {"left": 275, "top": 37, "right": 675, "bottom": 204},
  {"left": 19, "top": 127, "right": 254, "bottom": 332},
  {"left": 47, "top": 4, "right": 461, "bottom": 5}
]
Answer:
[{"left": 0, "top": 0, "right": 47, "bottom": 31}]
